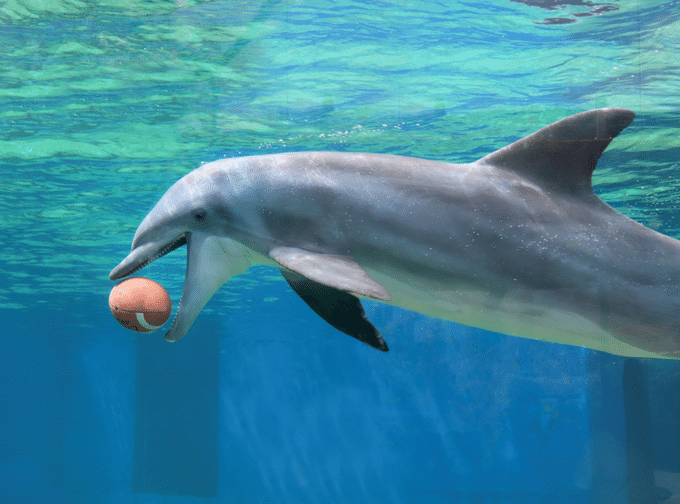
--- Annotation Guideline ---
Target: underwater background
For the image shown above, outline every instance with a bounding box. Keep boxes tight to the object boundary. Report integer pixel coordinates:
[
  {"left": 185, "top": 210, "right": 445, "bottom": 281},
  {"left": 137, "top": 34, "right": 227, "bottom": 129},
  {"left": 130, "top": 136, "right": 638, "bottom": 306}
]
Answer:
[{"left": 2, "top": 0, "right": 680, "bottom": 502}]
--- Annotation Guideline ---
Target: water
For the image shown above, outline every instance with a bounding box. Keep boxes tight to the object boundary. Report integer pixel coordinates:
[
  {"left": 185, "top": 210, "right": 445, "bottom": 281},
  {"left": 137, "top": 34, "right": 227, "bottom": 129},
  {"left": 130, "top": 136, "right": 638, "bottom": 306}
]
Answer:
[{"left": 2, "top": 0, "right": 680, "bottom": 502}]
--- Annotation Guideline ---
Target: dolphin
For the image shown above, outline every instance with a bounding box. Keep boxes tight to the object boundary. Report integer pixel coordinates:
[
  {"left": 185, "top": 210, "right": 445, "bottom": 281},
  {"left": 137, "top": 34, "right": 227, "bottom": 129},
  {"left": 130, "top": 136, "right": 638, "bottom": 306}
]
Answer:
[{"left": 110, "top": 108, "right": 680, "bottom": 359}]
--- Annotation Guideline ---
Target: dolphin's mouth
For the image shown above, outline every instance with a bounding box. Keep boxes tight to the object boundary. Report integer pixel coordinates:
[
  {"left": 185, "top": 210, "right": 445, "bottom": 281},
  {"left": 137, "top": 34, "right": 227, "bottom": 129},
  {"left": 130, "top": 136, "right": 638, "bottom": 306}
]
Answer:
[{"left": 109, "top": 233, "right": 187, "bottom": 280}]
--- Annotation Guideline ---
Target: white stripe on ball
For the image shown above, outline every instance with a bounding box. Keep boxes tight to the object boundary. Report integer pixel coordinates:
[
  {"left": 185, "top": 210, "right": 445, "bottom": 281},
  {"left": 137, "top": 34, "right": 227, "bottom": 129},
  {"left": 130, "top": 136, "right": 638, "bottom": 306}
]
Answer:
[{"left": 136, "top": 312, "right": 161, "bottom": 331}]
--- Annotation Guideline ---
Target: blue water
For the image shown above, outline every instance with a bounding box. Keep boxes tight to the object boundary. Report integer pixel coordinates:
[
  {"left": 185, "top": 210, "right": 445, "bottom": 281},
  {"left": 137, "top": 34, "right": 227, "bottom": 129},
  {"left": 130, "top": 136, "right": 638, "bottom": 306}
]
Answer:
[{"left": 2, "top": 0, "right": 680, "bottom": 502}]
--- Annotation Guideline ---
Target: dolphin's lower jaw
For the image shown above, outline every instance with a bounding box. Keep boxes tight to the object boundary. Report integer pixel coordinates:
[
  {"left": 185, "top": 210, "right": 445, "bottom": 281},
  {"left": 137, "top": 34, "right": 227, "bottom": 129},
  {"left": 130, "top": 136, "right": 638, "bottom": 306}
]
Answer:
[
  {"left": 109, "top": 234, "right": 187, "bottom": 281},
  {"left": 164, "top": 232, "right": 251, "bottom": 342}
]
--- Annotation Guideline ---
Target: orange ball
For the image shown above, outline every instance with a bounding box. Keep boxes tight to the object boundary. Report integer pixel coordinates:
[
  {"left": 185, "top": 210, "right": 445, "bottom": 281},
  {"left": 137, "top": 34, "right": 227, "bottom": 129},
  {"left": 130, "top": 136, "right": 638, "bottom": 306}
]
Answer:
[{"left": 109, "top": 277, "right": 172, "bottom": 333}]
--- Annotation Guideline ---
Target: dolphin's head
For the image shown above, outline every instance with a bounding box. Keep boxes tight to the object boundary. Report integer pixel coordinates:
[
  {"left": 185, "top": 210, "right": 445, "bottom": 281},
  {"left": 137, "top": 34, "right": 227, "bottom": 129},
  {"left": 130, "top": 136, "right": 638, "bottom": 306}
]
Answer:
[
  {"left": 110, "top": 175, "right": 210, "bottom": 281},
  {"left": 110, "top": 166, "right": 251, "bottom": 341}
]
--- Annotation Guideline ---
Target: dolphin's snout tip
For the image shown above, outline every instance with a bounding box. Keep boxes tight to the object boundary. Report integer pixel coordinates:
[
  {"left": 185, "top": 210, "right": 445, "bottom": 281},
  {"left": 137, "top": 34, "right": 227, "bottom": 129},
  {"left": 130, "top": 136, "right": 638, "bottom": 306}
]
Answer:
[
  {"left": 108, "top": 242, "right": 162, "bottom": 281},
  {"left": 109, "top": 268, "right": 125, "bottom": 281},
  {"left": 109, "top": 264, "right": 123, "bottom": 281},
  {"left": 109, "top": 257, "right": 134, "bottom": 281}
]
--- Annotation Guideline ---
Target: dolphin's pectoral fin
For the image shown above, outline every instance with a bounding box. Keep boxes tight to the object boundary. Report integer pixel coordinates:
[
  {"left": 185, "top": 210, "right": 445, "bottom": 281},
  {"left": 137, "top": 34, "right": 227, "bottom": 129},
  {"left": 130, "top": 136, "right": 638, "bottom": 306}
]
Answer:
[
  {"left": 282, "top": 270, "right": 389, "bottom": 352},
  {"left": 478, "top": 108, "right": 635, "bottom": 196},
  {"left": 269, "top": 246, "right": 391, "bottom": 301}
]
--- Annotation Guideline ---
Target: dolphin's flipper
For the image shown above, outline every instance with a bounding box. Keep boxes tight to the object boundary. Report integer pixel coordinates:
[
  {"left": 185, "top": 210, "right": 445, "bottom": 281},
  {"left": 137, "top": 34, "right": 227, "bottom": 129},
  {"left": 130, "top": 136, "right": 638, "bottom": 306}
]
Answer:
[
  {"left": 269, "top": 246, "right": 391, "bottom": 301},
  {"left": 478, "top": 108, "right": 635, "bottom": 195},
  {"left": 281, "top": 270, "right": 389, "bottom": 352}
]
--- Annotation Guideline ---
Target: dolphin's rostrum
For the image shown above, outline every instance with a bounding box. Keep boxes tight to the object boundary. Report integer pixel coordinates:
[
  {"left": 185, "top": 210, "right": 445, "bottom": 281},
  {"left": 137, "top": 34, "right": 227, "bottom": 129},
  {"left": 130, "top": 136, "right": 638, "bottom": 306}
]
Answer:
[{"left": 111, "top": 109, "right": 680, "bottom": 359}]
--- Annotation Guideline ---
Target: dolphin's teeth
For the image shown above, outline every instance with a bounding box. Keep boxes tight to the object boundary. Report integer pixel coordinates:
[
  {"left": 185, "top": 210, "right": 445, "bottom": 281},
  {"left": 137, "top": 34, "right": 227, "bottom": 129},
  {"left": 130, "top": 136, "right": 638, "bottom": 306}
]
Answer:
[
  {"left": 144, "top": 233, "right": 187, "bottom": 268},
  {"left": 122, "top": 258, "right": 151, "bottom": 277},
  {"left": 156, "top": 233, "right": 187, "bottom": 259},
  {"left": 164, "top": 298, "right": 182, "bottom": 342},
  {"left": 119, "top": 234, "right": 188, "bottom": 278}
]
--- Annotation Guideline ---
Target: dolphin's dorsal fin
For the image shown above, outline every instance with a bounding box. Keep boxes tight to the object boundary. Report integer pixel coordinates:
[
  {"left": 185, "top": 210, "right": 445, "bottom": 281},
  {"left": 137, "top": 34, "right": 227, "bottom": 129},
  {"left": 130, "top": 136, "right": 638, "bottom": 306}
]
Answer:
[{"left": 478, "top": 108, "right": 635, "bottom": 195}]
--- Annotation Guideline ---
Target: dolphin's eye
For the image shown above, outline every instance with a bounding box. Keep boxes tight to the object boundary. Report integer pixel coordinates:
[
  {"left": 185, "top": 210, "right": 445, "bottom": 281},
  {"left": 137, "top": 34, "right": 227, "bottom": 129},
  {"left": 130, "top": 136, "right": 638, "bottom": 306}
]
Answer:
[{"left": 194, "top": 210, "right": 207, "bottom": 222}]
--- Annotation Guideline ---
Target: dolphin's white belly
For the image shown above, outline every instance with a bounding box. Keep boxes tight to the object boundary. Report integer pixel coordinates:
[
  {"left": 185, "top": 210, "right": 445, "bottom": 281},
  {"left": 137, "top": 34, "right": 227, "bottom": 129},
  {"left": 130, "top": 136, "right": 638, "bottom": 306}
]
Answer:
[{"left": 364, "top": 268, "right": 667, "bottom": 359}]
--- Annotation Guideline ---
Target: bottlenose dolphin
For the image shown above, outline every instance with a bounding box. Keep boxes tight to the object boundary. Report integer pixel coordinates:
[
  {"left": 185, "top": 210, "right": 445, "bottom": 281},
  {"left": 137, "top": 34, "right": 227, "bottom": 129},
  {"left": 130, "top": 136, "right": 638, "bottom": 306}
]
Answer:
[{"left": 110, "top": 108, "right": 680, "bottom": 359}]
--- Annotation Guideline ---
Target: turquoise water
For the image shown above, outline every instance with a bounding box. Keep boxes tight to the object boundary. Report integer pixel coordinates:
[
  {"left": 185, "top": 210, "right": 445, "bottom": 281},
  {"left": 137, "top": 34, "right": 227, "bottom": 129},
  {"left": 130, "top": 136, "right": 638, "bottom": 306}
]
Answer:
[
  {"left": 2, "top": 0, "right": 680, "bottom": 306},
  {"left": 2, "top": 0, "right": 680, "bottom": 502}
]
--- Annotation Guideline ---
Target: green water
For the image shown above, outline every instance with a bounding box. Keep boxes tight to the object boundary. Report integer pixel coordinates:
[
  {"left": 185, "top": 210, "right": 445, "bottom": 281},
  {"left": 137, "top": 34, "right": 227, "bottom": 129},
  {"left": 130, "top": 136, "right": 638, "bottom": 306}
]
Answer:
[{"left": 1, "top": 0, "right": 679, "bottom": 310}]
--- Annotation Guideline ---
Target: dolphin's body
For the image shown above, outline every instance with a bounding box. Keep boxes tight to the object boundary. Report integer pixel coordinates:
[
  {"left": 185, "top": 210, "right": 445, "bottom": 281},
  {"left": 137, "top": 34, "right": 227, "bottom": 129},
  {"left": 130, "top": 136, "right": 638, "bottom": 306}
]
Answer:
[{"left": 110, "top": 109, "right": 680, "bottom": 359}]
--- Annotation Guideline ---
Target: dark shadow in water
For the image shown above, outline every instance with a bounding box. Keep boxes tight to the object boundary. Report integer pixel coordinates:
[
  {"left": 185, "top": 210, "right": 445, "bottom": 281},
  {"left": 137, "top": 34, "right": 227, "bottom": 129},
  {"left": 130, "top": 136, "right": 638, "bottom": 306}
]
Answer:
[
  {"left": 133, "top": 323, "right": 220, "bottom": 497},
  {"left": 623, "top": 359, "right": 666, "bottom": 504},
  {"left": 509, "top": 0, "right": 619, "bottom": 25}
]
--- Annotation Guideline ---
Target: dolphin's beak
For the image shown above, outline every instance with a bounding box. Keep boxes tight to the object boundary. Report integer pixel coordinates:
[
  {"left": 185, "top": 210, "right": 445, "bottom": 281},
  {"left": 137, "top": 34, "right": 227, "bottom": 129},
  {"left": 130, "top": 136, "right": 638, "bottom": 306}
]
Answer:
[
  {"left": 110, "top": 228, "right": 250, "bottom": 342},
  {"left": 109, "top": 234, "right": 187, "bottom": 280}
]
